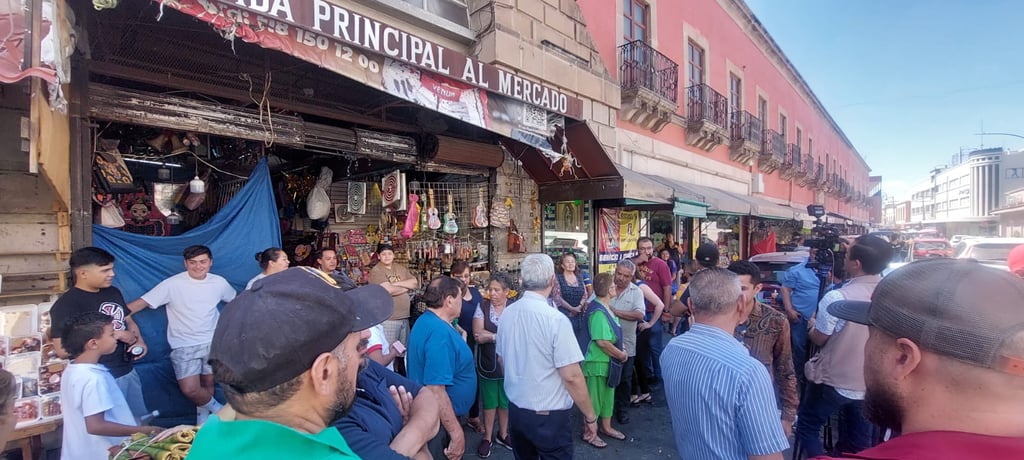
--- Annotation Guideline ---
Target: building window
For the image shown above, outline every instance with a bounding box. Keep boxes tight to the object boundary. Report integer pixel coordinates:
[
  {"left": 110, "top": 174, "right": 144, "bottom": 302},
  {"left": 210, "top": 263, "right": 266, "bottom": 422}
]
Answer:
[
  {"left": 623, "top": 0, "right": 648, "bottom": 43},
  {"left": 384, "top": 0, "right": 469, "bottom": 28},
  {"left": 807, "top": 137, "right": 813, "bottom": 155},
  {"left": 729, "top": 73, "right": 742, "bottom": 114},
  {"left": 779, "top": 113, "right": 787, "bottom": 142},
  {"left": 687, "top": 40, "right": 705, "bottom": 88},
  {"left": 757, "top": 96, "right": 768, "bottom": 126},
  {"left": 795, "top": 127, "right": 802, "bottom": 149}
]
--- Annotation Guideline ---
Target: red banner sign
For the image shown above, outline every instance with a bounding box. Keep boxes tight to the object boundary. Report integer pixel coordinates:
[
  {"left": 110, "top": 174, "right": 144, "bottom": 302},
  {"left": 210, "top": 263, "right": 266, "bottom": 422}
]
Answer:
[{"left": 166, "top": 0, "right": 583, "bottom": 119}]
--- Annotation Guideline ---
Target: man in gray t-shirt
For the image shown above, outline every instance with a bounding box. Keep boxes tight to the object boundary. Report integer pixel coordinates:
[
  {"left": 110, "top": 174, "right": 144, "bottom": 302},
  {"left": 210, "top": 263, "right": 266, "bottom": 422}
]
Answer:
[{"left": 608, "top": 260, "right": 646, "bottom": 424}]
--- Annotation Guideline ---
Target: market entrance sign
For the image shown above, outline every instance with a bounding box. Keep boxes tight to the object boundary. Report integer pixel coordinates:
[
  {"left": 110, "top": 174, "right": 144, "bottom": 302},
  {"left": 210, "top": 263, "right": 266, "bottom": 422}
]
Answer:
[{"left": 211, "top": 0, "right": 583, "bottom": 119}]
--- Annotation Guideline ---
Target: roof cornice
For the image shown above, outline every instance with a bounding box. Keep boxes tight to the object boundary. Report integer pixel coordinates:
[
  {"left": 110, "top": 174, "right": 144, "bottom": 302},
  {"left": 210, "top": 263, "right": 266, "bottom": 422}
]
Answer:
[{"left": 717, "top": 0, "right": 870, "bottom": 172}]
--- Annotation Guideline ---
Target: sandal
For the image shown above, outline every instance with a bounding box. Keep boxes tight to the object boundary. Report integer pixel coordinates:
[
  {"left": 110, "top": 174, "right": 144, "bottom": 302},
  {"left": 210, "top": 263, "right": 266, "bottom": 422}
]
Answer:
[
  {"left": 600, "top": 429, "right": 626, "bottom": 440},
  {"left": 630, "top": 394, "right": 652, "bottom": 406},
  {"left": 582, "top": 435, "right": 607, "bottom": 449},
  {"left": 466, "top": 418, "right": 484, "bottom": 434}
]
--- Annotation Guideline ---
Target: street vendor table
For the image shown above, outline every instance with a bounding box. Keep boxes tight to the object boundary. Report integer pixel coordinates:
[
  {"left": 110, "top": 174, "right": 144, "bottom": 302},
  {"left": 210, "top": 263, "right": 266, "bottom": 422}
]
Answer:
[{"left": 4, "top": 420, "right": 60, "bottom": 460}]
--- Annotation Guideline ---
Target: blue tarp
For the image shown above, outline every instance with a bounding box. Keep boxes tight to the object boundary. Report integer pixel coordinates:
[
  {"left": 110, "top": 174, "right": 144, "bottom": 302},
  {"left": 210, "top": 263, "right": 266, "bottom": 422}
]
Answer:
[{"left": 93, "top": 158, "right": 280, "bottom": 425}]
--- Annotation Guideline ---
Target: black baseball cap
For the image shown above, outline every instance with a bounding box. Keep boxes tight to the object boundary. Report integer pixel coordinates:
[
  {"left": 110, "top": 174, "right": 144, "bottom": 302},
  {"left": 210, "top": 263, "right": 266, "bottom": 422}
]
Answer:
[
  {"left": 829, "top": 258, "right": 1024, "bottom": 377},
  {"left": 695, "top": 243, "right": 720, "bottom": 268},
  {"left": 210, "top": 267, "right": 393, "bottom": 393}
]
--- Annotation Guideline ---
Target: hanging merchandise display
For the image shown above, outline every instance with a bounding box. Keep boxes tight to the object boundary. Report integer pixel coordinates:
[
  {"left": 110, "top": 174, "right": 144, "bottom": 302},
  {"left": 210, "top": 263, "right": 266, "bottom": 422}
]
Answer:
[
  {"left": 347, "top": 182, "right": 367, "bottom": 214},
  {"left": 381, "top": 170, "right": 401, "bottom": 208},
  {"left": 473, "top": 187, "right": 489, "bottom": 228},
  {"left": 93, "top": 139, "right": 135, "bottom": 193},
  {"left": 307, "top": 166, "right": 333, "bottom": 220}
]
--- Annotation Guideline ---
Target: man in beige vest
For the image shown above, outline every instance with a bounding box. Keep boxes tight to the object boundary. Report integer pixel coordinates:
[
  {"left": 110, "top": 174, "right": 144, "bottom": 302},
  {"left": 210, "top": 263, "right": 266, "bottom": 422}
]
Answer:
[{"left": 795, "top": 235, "right": 892, "bottom": 458}]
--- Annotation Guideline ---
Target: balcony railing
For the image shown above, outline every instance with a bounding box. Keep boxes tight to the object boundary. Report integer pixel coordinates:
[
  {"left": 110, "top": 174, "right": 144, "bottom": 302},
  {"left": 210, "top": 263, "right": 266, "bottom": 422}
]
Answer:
[
  {"left": 686, "top": 84, "right": 729, "bottom": 128},
  {"left": 619, "top": 40, "right": 680, "bottom": 103},
  {"left": 731, "top": 111, "right": 763, "bottom": 146},
  {"left": 804, "top": 154, "right": 815, "bottom": 175},
  {"left": 786, "top": 142, "right": 801, "bottom": 166},
  {"left": 793, "top": 148, "right": 804, "bottom": 170},
  {"left": 759, "top": 129, "right": 781, "bottom": 159}
]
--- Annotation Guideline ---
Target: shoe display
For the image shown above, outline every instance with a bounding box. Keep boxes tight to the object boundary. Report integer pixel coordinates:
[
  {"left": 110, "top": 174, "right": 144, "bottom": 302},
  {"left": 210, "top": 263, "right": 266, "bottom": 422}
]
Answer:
[{"left": 477, "top": 439, "right": 492, "bottom": 458}]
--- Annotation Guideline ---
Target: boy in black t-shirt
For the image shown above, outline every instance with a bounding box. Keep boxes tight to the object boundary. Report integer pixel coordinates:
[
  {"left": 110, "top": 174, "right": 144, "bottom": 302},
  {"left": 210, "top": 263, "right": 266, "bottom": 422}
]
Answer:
[{"left": 49, "top": 247, "right": 150, "bottom": 419}]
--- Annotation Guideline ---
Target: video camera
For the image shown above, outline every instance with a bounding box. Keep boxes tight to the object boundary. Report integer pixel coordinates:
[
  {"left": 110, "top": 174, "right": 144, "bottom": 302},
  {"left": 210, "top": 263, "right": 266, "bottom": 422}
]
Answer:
[{"left": 802, "top": 205, "right": 846, "bottom": 292}]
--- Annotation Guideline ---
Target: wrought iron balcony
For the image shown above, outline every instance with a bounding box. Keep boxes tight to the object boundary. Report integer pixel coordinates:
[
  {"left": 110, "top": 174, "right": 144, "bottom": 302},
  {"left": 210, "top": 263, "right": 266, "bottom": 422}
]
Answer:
[
  {"left": 619, "top": 40, "right": 679, "bottom": 132},
  {"left": 729, "top": 111, "right": 763, "bottom": 165},
  {"left": 779, "top": 142, "right": 801, "bottom": 180},
  {"left": 791, "top": 150, "right": 806, "bottom": 179},
  {"left": 758, "top": 129, "right": 785, "bottom": 173},
  {"left": 796, "top": 155, "right": 814, "bottom": 187},
  {"left": 814, "top": 164, "right": 829, "bottom": 189},
  {"left": 685, "top": 84, "right": 730, "bottom": 152}
]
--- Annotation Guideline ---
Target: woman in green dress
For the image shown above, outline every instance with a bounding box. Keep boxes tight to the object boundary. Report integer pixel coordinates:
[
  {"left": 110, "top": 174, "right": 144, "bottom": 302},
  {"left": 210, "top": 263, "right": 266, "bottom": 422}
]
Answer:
[{"left": 582, "top": 272, "right": 628, "bottom": 447}]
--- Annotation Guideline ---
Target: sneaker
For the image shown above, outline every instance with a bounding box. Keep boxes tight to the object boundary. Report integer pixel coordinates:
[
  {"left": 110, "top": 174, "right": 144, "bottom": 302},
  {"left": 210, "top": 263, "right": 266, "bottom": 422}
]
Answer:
[
  {"left": 494, "top": 433, "right": 513, "bottom": 450},
  {"left": 196, "top": 406, "right": 211, "bottom": 425},
  {"left": 477, "top": 439, "right": 492, "bottom": 458}
]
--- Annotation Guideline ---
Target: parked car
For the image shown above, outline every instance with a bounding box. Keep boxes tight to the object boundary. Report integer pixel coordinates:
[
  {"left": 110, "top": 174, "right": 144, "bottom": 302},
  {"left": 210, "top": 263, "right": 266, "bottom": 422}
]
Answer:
[
  {"left": 908, "top": 238, "right": 953, "bottom": 261},
  {"left": 949, "top": 234, "right": 974, "bottom": 246},
  {"left": 748, "top": 250, "right": 809, "bottom": 311},
  {"left": 954, "top": 237, "right": 1024, "bottom": 271}
]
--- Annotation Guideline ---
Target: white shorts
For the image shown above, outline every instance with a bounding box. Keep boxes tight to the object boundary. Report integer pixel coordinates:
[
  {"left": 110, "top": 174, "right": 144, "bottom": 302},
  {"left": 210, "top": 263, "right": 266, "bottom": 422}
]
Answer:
[{"left": 170, "top": 343, "right": 212, "bottom": 379}]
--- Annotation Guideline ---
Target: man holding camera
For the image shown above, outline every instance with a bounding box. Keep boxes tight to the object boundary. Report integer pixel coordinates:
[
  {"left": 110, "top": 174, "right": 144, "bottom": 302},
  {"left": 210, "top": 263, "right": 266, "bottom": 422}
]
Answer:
[{"left": 795, "top": 235, "right": 892, "bottom": 458}]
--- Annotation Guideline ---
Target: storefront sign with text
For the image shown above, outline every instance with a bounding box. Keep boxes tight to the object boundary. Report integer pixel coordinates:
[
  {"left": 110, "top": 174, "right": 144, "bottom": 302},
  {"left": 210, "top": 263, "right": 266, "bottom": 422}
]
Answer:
[
  {"left": 183, "top": 0, "right": 583, "bottom": 119},
  {"left": 159, "top": 0, "right": 564, "bottom": 151}
]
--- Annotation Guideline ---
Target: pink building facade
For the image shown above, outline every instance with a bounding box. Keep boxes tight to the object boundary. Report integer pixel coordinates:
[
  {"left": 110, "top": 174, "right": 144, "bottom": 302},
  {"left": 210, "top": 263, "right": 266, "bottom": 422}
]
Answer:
[{"left": 577, "top": 0, "right": 872, "bottom": 232}]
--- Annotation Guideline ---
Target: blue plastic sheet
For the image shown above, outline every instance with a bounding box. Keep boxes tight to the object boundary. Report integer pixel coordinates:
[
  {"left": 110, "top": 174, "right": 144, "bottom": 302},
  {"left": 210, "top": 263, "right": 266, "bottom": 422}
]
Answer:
[{"left": 93, "top": 158, "right": 280, "bottom": 425}]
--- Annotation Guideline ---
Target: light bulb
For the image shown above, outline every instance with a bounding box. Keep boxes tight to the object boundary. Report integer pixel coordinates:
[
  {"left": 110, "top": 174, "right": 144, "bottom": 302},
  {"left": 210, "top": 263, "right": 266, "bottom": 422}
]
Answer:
[{"left": 189, "top": 176, "right": 206, "bottom": 193}]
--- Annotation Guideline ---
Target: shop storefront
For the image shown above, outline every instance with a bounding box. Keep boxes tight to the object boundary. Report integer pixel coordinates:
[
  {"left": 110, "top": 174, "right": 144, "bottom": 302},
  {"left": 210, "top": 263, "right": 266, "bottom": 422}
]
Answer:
[{"left": 45, "top": 0, "right": 626, "bottom": 429}]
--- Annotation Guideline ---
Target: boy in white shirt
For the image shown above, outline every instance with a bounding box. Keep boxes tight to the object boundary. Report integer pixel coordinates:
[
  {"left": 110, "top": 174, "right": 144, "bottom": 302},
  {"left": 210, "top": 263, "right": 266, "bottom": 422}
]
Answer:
[
  {"left": 127, "top": 245, "right": 236, "bottom": 424},
  {"left": 60, "top": 312, "right": 161, "bottom": 460}
]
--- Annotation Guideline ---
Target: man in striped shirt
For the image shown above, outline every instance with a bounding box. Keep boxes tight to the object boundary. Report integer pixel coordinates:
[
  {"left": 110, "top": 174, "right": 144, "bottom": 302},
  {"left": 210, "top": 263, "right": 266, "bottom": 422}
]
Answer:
[{"left": 661, "top": 268, "right": 789, "bottom": 460}]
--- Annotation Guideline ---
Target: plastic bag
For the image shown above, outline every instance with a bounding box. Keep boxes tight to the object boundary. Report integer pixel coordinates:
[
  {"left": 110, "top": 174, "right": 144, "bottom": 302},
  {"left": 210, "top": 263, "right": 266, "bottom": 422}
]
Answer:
[{"left": 306, "top": 167, "right": 333, "bottom": 220}]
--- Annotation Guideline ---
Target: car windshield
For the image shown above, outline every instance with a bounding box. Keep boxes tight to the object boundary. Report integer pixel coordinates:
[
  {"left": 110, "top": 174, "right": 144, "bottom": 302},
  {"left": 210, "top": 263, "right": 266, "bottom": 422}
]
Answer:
[
  {"left": 967, "top": 243, "right": 1021, "bottom": 262},
  {"left": 915, "top": 241, "right": 949, "bottom": 251}
]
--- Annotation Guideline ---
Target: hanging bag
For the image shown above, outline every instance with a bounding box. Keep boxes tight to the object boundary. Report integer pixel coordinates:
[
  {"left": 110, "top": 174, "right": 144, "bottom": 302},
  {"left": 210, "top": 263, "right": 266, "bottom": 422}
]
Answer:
[{"left": 507, "top": 219, "right": 525, "bottom": 253}]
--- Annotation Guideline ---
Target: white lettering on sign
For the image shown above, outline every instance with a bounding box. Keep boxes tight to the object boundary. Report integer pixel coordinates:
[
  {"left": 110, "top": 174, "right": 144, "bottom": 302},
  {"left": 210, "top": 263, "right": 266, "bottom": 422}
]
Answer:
[
  {"left": 236, "top": 0, "right": 582, "bottom": 117},
  {"left": 235, "top": 0, "right": 293, "bottom": 21}
]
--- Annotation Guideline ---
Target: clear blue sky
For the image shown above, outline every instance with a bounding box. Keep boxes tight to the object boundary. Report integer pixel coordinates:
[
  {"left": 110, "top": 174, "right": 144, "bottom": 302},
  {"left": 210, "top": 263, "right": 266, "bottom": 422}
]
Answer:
[{"left": 745, "top": 0, "right": 1024, "bottom": 200}]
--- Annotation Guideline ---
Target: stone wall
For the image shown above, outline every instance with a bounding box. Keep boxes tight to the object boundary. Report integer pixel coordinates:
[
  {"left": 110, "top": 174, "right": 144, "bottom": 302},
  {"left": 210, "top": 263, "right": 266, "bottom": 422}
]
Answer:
[{"left": 469, "top": 0, "right": 620, "bottom": 154}]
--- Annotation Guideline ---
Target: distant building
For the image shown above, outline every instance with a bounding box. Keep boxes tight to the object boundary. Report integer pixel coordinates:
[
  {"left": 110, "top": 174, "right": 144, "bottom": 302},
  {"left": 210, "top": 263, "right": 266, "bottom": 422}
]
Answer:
[
  {"left": 993, "top": 187, "right": 1024, "bottom": 237},
  {"left": 907, "top": 148, "right": 1024, "bottom": 236}
]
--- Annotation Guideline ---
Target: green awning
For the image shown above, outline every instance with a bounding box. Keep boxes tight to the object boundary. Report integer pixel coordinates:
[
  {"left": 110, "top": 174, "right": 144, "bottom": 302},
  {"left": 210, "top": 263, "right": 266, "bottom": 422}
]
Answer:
[{"left": 673, "top": 199, "right": 709, "bottom": 218}]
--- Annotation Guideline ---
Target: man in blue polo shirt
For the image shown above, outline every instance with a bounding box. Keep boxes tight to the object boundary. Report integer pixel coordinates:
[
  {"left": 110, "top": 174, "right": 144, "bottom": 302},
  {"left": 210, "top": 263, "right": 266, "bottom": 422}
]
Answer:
[
  {"left": 407, "top": 276, "right": 477, "bottom": 460},
  {"left": 780, "top": 256, "right": 821, "bottom": 382},
  {"left": 332, "top": 359, "right": 440, "bottom": 459}
]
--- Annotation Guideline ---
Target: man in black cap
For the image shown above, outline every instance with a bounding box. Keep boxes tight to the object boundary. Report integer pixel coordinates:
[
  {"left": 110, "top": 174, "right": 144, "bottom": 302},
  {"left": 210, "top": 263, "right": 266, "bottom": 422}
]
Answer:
[
  {"left": 670, "top": 243, "right": 720, "bottom": 323},
  {"left": 813, "top": 258, "right": 1024, "bottom": 459},
  {"left": 188, "top": 267, "right": 393, "bottom": 459}
]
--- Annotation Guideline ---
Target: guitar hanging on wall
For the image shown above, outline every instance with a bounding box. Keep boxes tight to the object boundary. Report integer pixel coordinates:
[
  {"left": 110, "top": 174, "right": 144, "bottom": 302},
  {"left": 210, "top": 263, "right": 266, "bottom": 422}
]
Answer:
[
  {"left": 427, "top": 188, "right": 442, "bottom": 230},
  {"left": 444, "top": 191, "right": 459, "bottom": 234},
  {"left": 473, "top": 187, "right": 488, "bottom": 228}
]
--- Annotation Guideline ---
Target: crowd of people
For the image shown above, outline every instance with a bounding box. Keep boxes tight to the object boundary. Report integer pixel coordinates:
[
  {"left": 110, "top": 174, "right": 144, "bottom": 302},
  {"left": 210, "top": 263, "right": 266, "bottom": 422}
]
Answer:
[{"left": 33, "top": 232, "right": 1024, "bottom": 459}]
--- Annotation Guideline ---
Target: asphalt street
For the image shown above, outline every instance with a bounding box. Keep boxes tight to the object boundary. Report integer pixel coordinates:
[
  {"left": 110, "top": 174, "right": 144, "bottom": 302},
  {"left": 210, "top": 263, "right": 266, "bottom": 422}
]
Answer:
[{"left": 461, "top": 381, "right": 681, "bottom": 460}]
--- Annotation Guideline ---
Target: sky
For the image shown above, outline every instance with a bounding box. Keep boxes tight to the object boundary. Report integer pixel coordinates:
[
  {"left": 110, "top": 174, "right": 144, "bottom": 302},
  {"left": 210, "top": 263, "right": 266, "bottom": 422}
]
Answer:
[{"left": 745, "top": 0, "right": 1024, "bottom": 200}]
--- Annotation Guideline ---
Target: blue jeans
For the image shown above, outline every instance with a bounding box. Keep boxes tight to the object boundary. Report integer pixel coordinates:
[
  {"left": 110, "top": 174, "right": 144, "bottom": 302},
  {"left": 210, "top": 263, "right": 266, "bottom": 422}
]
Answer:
[
  {"left": 795, "top": 381, "right": 874, "bottom": 457},
  {"left": 790, "top": 316, "right": 810, "bottom": 382}
]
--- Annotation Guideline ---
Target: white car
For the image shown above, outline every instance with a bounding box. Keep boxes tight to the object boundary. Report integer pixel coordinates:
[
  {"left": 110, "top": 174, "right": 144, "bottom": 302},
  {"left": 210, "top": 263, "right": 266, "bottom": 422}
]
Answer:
[
  {"left": 954, "top": 237, "right": 1024, "bottom": 271},
  {"left": 949, "top": 234, "right": 974, "bottom": 246}
]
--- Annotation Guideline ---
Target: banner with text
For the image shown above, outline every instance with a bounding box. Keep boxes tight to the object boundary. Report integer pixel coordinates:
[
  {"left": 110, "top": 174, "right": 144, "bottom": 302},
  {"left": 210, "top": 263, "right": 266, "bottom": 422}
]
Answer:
[
  {"left": 597, "top": 209, "right": 639, "bottom": 274},
  {"left": 156, "top": 0, "right": 570, "bottom": 151}
]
